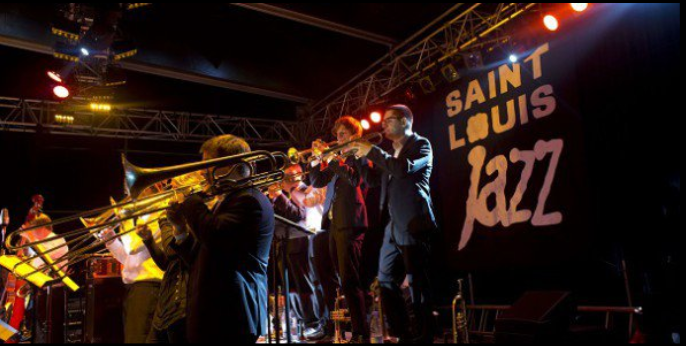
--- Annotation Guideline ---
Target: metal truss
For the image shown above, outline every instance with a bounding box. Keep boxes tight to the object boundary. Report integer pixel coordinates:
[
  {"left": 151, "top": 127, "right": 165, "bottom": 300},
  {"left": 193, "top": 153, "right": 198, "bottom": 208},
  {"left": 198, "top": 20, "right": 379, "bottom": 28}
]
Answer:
[
  {"left": 0, "top": 97, "right": 299, "bottom": 147},
  {"left": 301, "top": 3, "right": 538, "bottom": 139}
]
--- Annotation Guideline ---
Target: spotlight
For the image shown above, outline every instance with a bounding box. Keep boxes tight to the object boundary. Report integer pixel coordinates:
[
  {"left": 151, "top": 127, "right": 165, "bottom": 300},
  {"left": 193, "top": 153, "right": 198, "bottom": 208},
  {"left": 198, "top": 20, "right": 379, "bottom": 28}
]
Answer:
[
  {"left": 55, "top": 114, "right": 75, "bottom": 125},
  {"left": 544, "top": 15, "right": 560, "bottom": 32},
  {"left": 53, "top": 86, "right": 70, "bottom": 99},
  {"left": 509, "top": 54, "right": 518, "bottom": 63},
  {"left": 126, "top": 3, "right": 152, "bottom": 11},
  {"left": 51, "top": 17, "right": 81, "bottom": 41},
  {"left": 441, "top": 64, "right": 460, "bottom": 83},
  {"left": 47, "top": 71, "right": 63, "bottom": 83},
  {"left": 53, "top": 42, "right": 80, "bottom": 62},
  {"left": 463, "top": 51, "right": 484, "bottom": 69},
  {"left": 361, "top": 120, "right": 371, "bottom": 131},
  {"left": 543, "top": 15, "right": 559, "bottom": 32},
  {"left": 80, "top": 48, "right": 90, "bottom": 56},
  {"left": 90, "top": 103, "right": 112, "bottom": 112},
  {"left": 571, "top": 3, "right": 589, "bottom": 12},
  {"left": 370, "top": 112, "right": 383, "bottom": 124},
  {"left": 419, "top": 76, "right": 436, "bottom": 95},
  {"left": 112, "top": 41, "right": 138, "bottom": 61}
]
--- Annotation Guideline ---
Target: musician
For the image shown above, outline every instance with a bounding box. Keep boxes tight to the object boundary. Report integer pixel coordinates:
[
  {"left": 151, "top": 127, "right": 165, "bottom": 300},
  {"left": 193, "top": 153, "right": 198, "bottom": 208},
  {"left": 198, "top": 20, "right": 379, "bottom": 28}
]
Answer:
[
  {"left": 167, "top": 134, "right": 274, "bottom": 344},
  {"left": 351, "top": 105, "right": 438, "bottom": 343},
  {"left": 20, "top": 214, "right": 69, "bottom": 273},
  {"left": 268, "top": 164, "right": 328, "bottom": 341},
  {"left": 100, "top": 217, "right": 164, "bottom": 344},
  {"left": 308, "top": 116, "right": 369, "bottom": 343},
  {"left": 137, "top": 218, "right": 189, "bottom": 344}
]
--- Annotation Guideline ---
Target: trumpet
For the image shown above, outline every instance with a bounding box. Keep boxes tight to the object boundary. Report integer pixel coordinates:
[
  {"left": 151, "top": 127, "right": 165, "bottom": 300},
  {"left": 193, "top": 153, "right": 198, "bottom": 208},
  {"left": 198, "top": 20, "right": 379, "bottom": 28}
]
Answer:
[
  {"left": 287, "top": 141, "right": 338, "bottom": 165},
  {"left": 5, "top": 150, "right": 288, "bottom": 279},
  {"left": 288, "top": 132, "right": 385, "bottom": 165},
  {"left": 452, "top": 279, "right": 470, "bottom": 344}
]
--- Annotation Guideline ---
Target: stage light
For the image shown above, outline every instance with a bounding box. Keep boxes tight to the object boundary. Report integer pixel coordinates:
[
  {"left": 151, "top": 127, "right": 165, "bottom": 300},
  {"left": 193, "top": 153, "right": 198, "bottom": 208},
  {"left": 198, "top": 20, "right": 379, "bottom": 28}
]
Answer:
[
  {"left": 47, "top": 71, "right": 63, "bottom": 83},
  {"left": 509, "top": 54, "right": 518, "bottom": 63},
  {"left": 55, "top": 114, "right": 75, "bottom": 125},
  {"left": 53, "top": 86, "right": 70, "bottom": 99},
  {"left": 544, "top": 15, "right": 560, "bottom": 32},
  {"left": 113, "top": 41, "right": 138, "bottom": 61},
  {"left": 51, "top": 17, "right": 81, "bottom": 42},
  {"left": 463, "top": 51, "right": 484, "bottom": 69},
  {"left": 370, "top": 112, "right": 383, "bottom": 124},
  {"left": 361, "top": 120, "right": 371, "bottom": 131},
  {"left": 571, "top": 3, "right": 589, "bottom": 12},
  {"left": 441, "top": 64, "right": 460, "bottom": 83},
  {"left": 127, "top": 3, "right": 152, "bottom": 11},
  {"left": 419, "top": 76, "right": 436, "bottom": 95},
  {"left": 90, "top": 103, "right": 112, "bottom": 112},
  {"left": 80, "top": 48, "right": 90, "bottom": 56},
  {"left": 54, "top": 42, "right": 80, "bottom": 62}
]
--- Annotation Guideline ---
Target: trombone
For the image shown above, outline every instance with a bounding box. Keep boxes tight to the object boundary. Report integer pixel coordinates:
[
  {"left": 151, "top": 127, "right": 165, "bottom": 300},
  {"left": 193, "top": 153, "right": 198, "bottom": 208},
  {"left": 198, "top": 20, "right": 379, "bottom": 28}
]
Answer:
[{"left": 5, "top": 150, "right": 289, "bottom": 280}]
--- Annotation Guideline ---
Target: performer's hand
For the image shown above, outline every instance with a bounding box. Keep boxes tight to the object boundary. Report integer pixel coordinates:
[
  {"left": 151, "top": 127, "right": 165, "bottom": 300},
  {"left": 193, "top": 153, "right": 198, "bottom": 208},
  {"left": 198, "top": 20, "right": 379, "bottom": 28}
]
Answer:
[
  {"left": 350, "top": 141, "right": 373, "bottom": 157},
  {"left": 99, "top": 227, "right": 117, "bottom": 246},
  {"left": 268, "top": 185, "right": 283, "bottom": 200},
  {"left": 166, "top": 203, "right": 187, "bottom": 232},
  {"left": 136, "top": 225, "right": 153, "bottom": 242}
]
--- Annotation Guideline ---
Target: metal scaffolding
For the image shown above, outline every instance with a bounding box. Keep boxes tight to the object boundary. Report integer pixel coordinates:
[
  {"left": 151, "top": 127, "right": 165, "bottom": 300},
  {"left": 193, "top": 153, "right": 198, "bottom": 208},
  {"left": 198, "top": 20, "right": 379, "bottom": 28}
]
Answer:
[
  {"left": 301, "top": 3, "right": 538, "bottom": 139},
  {"left": 0, "top": 97, "right": 299, "bottom": 147}
]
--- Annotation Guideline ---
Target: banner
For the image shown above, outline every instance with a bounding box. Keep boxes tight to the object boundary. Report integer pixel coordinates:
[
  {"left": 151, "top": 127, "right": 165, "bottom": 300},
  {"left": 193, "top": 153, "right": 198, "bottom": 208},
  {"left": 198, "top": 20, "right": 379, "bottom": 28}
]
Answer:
[{"left": 414, "top": 41, "right": 591, "bottom": 271}]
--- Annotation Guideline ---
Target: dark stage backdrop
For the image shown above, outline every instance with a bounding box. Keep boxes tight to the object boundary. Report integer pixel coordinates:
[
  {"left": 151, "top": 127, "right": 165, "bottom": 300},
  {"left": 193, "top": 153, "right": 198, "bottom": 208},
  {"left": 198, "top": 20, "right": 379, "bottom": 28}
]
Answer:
[{"left": 402, "top": 3, "right": 680, "bottom": 304}]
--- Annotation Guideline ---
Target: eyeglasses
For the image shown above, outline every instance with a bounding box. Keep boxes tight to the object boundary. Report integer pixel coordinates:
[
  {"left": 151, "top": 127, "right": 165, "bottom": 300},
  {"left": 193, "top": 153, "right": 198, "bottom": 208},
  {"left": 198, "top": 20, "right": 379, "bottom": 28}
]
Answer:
[{"left": 382, "top": 116, "right": 403, "bottom": 125}]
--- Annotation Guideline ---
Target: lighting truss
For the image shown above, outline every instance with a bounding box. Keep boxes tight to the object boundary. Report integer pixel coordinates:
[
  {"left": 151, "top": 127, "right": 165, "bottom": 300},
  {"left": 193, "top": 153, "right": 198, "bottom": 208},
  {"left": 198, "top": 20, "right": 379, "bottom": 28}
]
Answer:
[
  {"left": 0, "top": 97, "right": 299, "bottom": 148},
  {"left": 299, "top": 3, "right": 538, "bottom": 141}
]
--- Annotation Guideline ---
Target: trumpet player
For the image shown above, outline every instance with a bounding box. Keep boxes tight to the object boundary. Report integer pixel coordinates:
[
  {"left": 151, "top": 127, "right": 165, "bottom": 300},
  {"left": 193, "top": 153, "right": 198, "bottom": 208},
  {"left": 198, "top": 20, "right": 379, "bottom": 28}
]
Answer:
[
  {"left": 308, "top": 116, "right": 370, "bottom": 343},
  {"left": 268, "top": 164, "right": 330, "bottom": 341},
  {"left": 351, "top": 105, "right": 438, "bottom": 343},
  {"left": 166, "top": 134, "right": 275, "bottom": 344}
]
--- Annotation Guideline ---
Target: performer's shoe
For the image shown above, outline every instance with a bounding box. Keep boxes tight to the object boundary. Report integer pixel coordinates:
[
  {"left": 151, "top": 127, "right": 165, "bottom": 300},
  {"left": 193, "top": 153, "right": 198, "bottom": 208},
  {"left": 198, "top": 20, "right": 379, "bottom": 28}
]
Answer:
[{"left": 303, "top": 325, "right": 327, "bottom": 342}]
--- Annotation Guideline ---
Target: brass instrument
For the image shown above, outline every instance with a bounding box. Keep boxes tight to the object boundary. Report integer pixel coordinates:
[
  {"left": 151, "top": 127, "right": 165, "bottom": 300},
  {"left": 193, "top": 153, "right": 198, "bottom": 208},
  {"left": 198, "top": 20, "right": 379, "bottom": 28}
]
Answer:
[
  {"left": 452, "top": 279, "right": 470, "bottom": 344},
  {"left": 331, "top": 288, "right": 351, "bottom": 344},
  {"left": 4, "top": 150, "right": 288, "bottom": 281},
  {"left": 370, "top": 278, "right": 389, "bottom": 343},
  {"left": 288, "top": 132, "right": 384, "bottom": 165},
  {"left": 287, "top": 140, "right": 338, "bottom": 165}
]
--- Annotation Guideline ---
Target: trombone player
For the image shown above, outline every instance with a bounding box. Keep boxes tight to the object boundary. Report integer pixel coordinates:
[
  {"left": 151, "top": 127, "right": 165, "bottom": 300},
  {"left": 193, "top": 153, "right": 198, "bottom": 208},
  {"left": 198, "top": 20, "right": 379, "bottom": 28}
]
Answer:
[{"left": 166, "top": 134, "right": 275, "bottom": 344}]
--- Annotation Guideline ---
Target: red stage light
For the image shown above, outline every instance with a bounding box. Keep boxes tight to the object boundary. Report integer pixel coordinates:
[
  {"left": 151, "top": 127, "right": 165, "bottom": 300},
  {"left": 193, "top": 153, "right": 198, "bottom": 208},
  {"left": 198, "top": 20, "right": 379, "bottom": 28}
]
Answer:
[
  {"left": 544, "top": 15, "right": 560, "bottom": 32},
  {"left": 361, "top": 119, "right": 371, "bottom": 131},
  {"left": 571, "top": 3, "right": 589, "bottom": 12},
  {"left": 53, "top": 85, "right": 70, "bottom": 99},
  {"left": 47, "top": 71, "right": 63, "bottom": 83},
  {"left": 370, "top": 112, "right": 383, "bottom": 124}
]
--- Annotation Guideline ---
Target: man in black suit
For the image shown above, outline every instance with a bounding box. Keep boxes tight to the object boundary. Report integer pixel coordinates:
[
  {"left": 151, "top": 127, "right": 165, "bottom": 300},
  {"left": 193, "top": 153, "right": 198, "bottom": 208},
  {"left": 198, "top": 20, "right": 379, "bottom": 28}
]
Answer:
[
  {"left": 308, "top": 116, "right": 369, "bottom": 343},
  {"left": 168, "top": 135, "right": 274, "bottom": 344},
  {"left": 352, "top": 105, "right": 438, "bottom": 343}
]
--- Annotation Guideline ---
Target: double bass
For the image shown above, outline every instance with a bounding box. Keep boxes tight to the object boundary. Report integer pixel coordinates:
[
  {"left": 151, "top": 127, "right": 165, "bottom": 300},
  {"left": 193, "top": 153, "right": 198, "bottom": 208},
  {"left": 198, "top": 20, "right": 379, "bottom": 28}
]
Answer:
[{"left": 1, "top": 195, "right": 44, "bottom": 343}]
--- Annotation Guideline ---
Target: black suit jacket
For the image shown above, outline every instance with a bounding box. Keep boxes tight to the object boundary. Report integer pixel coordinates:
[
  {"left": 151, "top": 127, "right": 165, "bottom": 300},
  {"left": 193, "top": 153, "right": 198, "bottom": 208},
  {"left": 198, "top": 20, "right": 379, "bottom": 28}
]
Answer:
[
  {"left": 365, "top": 133, "right": 437, "bottom": 246},
  {"left": 176, "top": 188, "right": 274, "bottom": 342},
  {"left": 308, "top": 157, "right": 368, "bottom": 232}
]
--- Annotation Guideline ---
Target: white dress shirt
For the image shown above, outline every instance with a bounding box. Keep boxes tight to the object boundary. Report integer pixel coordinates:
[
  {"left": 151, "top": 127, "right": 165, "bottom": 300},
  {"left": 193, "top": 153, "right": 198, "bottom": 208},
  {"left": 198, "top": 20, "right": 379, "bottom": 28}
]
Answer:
[{"left": 106, "top": 218, "right": 164, "bottom": 285}]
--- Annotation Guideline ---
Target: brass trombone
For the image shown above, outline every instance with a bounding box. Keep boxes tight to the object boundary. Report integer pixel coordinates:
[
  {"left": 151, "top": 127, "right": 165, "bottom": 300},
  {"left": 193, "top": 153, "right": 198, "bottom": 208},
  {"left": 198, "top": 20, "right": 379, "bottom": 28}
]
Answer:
[{"left": 5, "top": 150, "right": 288, "bottom": 279}]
